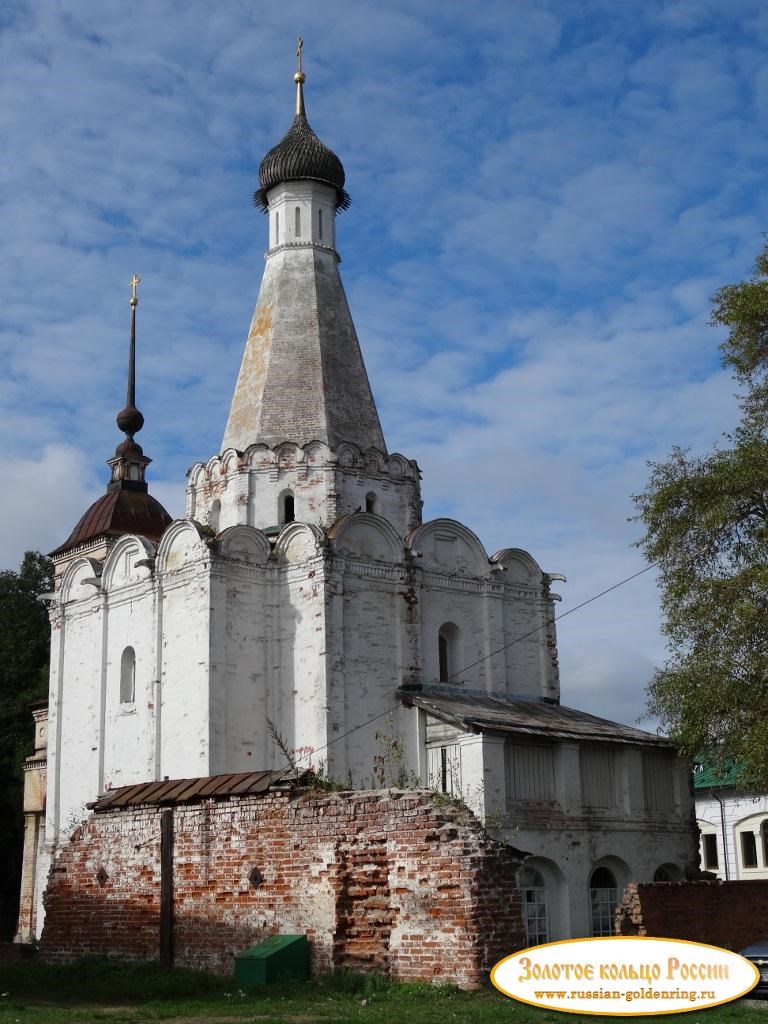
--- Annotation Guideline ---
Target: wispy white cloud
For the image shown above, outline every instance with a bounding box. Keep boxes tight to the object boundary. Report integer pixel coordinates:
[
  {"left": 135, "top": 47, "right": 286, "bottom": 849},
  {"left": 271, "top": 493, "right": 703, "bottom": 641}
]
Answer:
[{"left": 2, "top": 0, "right": 763, "bottom": 728}]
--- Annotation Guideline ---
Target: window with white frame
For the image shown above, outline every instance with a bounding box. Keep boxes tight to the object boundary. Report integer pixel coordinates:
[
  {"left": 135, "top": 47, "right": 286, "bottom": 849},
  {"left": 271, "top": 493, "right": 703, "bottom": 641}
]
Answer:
[
  {"left": 589, "top": 866, "right": 618, "bottom": 937},
  {"left": 518, "top": 867, "right": 549, "bottom": 945},
  {"left": 735, "top": 813, "right": 768, "bottom": 877},
  {"left": 427, "top": 743, "right": 461, "bottom": 795}
]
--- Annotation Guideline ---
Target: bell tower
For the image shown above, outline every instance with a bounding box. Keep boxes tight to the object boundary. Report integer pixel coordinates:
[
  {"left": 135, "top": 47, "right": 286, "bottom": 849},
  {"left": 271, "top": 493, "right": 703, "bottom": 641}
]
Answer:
[{"left": 194, "top": 48, "right": 421, "bottom": 536}]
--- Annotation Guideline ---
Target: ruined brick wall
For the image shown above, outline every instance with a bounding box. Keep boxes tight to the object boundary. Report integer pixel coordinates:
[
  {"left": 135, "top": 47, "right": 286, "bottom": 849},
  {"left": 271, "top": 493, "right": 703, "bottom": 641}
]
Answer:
[
  {"left": 40, "top": 788, "right": 524, "bottom": 987},
  {"left": 617, "top": 880, "right": 768, "bottom": 950}
]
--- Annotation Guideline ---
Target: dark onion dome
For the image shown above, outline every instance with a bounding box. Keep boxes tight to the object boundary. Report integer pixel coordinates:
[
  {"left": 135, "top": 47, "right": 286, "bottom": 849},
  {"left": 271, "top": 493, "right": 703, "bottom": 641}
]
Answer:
[
  {"left": 253, "top": 72, "right": 350, "bottom": 212},
  {"left": 50, "top": 484, "right": 172, "bottom": 556}
]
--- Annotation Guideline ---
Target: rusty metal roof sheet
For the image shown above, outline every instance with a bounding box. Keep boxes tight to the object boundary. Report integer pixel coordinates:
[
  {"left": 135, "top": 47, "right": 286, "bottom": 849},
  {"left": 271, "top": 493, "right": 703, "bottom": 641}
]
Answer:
[
  {"left": 50, "top": 484, "right": 172, "bottom": 557},
  {"left": 90, "top": 769, "right": 302, "bottom": 812},
  {"left": 399, "top": 688, "right": 671, "bottom": 747}
]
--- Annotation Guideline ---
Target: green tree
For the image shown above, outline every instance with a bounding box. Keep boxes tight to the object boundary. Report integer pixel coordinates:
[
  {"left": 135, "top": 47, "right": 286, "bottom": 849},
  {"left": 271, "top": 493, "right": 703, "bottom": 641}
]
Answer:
[
  {"left": 634, "top": 243, "right": 768, "bottom": 790},
  {"left": 0, "top": 551, "right": 54, "bottom": 939}
]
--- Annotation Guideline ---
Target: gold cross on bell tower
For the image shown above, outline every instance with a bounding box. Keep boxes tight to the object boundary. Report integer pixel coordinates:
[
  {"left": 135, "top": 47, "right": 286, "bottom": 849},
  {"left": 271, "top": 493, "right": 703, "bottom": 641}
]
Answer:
[
  {"left": 296, "top": 36, "right": 303, "bottom": 74},
  {"left": 129, "top": 273, "right": 141, "bottom": 307}
]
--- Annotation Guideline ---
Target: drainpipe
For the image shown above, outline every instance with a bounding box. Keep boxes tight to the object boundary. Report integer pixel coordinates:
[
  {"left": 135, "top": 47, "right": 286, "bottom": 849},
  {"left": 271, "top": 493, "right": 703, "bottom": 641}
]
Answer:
[{"left": 711, "top": 788, "right": 729, "bottom": 880}]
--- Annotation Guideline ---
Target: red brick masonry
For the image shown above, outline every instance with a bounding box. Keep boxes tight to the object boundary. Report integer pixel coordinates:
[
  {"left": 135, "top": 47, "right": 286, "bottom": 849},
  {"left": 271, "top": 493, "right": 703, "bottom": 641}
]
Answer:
[
  {"left": 40, "top": 788, "right": 524, "bottom": 987},
  {"left": 617, "top": 880, "right": 768, "bottom": 950}
]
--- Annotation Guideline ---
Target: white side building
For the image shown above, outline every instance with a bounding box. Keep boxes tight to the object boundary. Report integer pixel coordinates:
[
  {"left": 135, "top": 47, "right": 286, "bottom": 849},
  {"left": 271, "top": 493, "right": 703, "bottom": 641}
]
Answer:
[
  {"left": 695, "top": 763, "right": 768, "bottom": 881},
  {"left": 19, "top": 66, "right": 697, "bottom": 946}
]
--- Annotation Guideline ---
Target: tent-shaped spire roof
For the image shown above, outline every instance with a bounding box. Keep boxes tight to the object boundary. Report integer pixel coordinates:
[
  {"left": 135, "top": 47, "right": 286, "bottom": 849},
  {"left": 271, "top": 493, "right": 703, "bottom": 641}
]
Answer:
[{"left": 222, "top": 50, "right": 386, "bottom": 455}]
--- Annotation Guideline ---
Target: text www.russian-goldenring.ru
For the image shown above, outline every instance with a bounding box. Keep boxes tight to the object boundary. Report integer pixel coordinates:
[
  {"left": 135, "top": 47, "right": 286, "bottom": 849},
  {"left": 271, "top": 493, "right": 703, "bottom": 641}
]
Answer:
[{"left": 532, "top": 989, "right": 717, "bottom": 1004}]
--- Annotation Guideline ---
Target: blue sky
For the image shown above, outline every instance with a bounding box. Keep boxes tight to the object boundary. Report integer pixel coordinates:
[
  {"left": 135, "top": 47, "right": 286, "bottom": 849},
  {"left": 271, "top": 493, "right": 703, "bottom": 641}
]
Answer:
[{"left": 2, "top": 0, "right": 765, "bottom": 727}]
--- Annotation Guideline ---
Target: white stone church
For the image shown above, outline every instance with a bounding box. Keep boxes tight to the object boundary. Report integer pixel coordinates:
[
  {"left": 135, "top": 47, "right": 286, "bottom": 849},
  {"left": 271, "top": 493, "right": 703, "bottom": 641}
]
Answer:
[{"left": 18, "top": 64, "right": 696, "bottom": 948}]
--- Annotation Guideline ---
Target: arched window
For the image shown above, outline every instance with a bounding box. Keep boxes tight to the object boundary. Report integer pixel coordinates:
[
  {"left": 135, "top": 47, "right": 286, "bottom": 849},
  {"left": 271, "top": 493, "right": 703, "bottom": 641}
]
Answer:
[
  {"left": 275, "top": 211, "right": 279, "bottom": 244},
  {"left": 120, "top": 646, "right": 136, "bottom": 704},
  {"left": 589, "top": 866, "right": 618, "bottom": 936},
  {"left": 281, "top": 492, "right": 295, "bottom": 525},
  {"left": 295, "top": 206, "right": 301, "bottom": 238},
  {"left": 365, "top": 491, "right": 377, "bottom": 514},
  {"left": 438, "top": 622, "right": 460, "bottom": 683},
  {"left": 318, "top": 208, "right": 324, "bottom": 240},
  {"left": 653, "top": 863, "right": 682, "bottom": 882},
  {"left": 518, "top": 867, "right": 549, "bottom": 945}
]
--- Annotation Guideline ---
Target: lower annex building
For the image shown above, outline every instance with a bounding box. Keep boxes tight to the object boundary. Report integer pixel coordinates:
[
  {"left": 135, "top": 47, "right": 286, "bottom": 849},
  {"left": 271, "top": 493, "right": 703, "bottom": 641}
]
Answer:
[{"left": 17, "top": 60, "right": 696, "bottom": 948}]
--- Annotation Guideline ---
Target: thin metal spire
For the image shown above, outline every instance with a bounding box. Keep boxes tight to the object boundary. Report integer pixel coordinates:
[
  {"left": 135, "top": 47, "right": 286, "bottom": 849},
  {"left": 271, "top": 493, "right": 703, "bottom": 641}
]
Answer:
[
  {"left": 294, "top": 36, "right": 306, "bottom": 117},
  {"left": 116, "top": 274, "right": 144, "bottom": 441}
]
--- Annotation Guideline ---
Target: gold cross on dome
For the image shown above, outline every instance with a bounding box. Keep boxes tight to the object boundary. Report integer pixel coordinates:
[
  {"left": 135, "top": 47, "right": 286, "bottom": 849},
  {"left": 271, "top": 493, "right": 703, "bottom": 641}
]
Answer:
[
  {"left": 296, "top": 36, "right": 303, "bottom": 74},
  {"left": 130, "top": 273, "right": 141, "bottom": 305}
]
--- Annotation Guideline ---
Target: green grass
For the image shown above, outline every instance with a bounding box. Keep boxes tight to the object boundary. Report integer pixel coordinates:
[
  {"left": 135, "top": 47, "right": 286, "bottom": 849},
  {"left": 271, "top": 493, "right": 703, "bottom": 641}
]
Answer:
[{"left": 0, "top": 959, "right": 763, "bottom": 1024}]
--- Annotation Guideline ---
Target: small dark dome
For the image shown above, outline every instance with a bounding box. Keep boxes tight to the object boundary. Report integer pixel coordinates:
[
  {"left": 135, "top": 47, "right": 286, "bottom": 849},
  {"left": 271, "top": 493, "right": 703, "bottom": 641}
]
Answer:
[
  {"left": 254, "top": 113, "right": 350, "bottom": 211},
  {"left": 114, "top": 438, "right": 144, "bottom": 458}
]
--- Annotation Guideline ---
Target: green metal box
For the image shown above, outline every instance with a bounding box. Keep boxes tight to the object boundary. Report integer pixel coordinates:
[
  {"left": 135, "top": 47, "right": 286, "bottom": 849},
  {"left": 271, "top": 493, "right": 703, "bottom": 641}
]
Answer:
[{"left": 234, "top": 933, "right": 308, "bottom": 988}]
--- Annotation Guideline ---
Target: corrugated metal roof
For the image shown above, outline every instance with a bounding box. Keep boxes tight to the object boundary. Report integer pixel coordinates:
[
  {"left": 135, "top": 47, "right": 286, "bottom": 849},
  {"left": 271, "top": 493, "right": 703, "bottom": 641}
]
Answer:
[
  {"left": 90, "top": 769, "right": 302, "bottom": 812},
  {"left": 693, "top": 760, "right": 743, "bottom": 789},
  {"left": 399, "top": 688, "right": 671, "bottom": 747}
]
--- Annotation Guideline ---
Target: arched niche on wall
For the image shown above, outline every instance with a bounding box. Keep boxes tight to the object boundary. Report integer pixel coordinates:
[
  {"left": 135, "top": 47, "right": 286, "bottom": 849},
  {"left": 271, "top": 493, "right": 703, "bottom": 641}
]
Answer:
[
  {"left": 274, "top": 522, "right": 324, "bottom": 567},
  {"left": 102, "top": 535, "right": 156, "bottom": 591},
  {"left": 217, "top": 525, "right": 270, "bottom": 566},
  {"left": 156, "top": 520, "right": 209, "bottom": 573},
  {"left": 59, "top": 557, "right": 105, "bottom": 604},
  {"left": 490, "top": 547, "right": 544, "bottom": 587},
  {"left": 328, "top": 513, "right": 403, "bottom": 563},
  {"left": 407, "top": 518, "right": 489, "bottom": 578}
]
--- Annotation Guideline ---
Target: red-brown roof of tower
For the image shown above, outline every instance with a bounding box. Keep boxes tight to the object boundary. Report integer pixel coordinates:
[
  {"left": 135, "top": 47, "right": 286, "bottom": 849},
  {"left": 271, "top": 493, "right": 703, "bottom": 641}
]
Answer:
[{"left": 50, "top": 487, "right": 172, "bottom": 556}]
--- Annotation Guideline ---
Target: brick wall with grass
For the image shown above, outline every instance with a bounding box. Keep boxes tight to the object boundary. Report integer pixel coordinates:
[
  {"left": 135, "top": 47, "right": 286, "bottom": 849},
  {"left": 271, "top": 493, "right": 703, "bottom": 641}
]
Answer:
[
  {"left": 617, "top": 880, "right": 768, "bottom": 949},
  {"left": 40, "top": 787, "right": 524, "bottom": 987}
]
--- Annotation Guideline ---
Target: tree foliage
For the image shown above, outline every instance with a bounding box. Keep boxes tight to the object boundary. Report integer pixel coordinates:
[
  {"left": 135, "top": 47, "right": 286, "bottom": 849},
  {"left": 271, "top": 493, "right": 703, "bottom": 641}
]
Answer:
[
  {"left": 0, "top": 551, "right": 54, "bottom": 938},
  {"left": 634, "top": 243, "right": 768, "bottom": 789}
]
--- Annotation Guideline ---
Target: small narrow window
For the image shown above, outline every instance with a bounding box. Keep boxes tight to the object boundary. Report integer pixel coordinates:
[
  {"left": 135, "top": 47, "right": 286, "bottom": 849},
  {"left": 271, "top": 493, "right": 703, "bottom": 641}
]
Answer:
[
  {"left": 295, "top": 206, "right": 301, "bottom": 238},
  {"left": 365, "top": 491, "right": 376, "bottom": 514},
  {"left": 438, "top": 622, "right": 460, "bottom": 683},
  {"left": 318, "top": 208, "right": 324, "bottom": 239},
  {"left": 742, "top": 830, "right": 758, "bottom": 868},
  {"left": 120, "top": 646, "right": 136, "bottom": 704},
  {"left": 282, "top": 493, "right": 295, "bottom": 524},
  {"left": 275, "top": 211, "right": 279, "bottom": 244},
  {"left": 702, "top": 833, "right": 719, "bottom": 870},
  {"left": 438, "top": 634, "right": 449, "bottom": 682}
]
